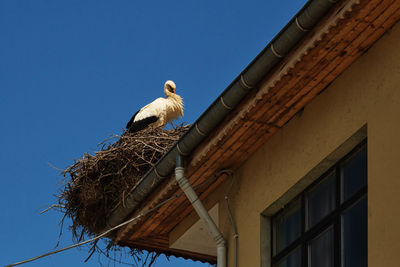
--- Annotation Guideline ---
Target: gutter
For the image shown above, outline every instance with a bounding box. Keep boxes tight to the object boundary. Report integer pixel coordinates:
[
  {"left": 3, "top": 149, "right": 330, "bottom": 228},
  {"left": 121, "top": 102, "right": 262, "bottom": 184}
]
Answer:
[{"left": 106, "top": 0, "right": 339, "bottom": 229}]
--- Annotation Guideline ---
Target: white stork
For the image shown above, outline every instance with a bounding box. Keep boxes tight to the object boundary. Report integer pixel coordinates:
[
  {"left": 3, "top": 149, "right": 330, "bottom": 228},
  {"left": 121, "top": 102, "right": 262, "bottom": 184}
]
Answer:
[{"left": 126, "top": 80, "right": 183, "bottom": 133}]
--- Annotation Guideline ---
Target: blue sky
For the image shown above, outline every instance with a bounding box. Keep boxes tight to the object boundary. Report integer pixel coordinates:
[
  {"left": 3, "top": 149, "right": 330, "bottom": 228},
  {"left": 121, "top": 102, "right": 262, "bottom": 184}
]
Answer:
[{"left": 0, "top": 1, "right": 305, "bottom": 266}]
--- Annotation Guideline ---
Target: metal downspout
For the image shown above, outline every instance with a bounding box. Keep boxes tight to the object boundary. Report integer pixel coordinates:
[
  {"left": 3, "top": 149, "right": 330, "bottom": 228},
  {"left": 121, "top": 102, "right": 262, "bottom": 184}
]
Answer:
[{"left": 175, "top": 155, "right": 226, "bottom": 267}]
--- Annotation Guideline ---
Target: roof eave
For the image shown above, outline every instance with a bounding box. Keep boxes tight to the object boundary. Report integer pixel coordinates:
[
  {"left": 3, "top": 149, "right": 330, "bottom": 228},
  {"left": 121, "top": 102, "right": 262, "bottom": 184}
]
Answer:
[{"left": 105, "top": 0, "right": 340, "bottom": 231}]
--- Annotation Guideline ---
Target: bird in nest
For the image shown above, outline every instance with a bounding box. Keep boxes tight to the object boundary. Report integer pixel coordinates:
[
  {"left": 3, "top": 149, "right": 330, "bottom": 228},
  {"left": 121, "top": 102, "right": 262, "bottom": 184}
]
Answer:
[{"left": 126, "top": 80, "right": 184, "bottom": 133}]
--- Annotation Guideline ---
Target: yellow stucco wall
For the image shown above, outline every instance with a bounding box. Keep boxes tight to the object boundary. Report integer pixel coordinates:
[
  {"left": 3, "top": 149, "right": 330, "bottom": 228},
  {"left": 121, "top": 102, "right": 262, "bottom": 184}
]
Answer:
[{"left": 216, "top": 21, "right": 400, "bottom": 267}]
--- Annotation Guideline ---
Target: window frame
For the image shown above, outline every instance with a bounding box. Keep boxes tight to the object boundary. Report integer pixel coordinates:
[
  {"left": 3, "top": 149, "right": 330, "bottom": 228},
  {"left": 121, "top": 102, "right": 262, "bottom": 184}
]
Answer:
[{"left": 270, "top": 140, "right": 367, "bottom": 267}]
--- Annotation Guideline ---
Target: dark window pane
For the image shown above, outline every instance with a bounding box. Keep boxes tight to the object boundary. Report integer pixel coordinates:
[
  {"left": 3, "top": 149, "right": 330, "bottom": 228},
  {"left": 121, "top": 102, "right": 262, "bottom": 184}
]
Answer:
[
  {"left": 274, "top": 246, "right": 301, "bottom": 267},
  {"left": 341, "top": 145, "right": 367, "bottom": 201},
  {"left": 308, "top": 226, "right": 334, "bottom": 267},
  {"left": 342, "top": 196, "right": 367, "bottom": 267},
  {"left": 306, "top": 172, "right": 336, "bottom": 228},
  {"left": 273, "top": 200, "right": 301, "bottom": 255}
]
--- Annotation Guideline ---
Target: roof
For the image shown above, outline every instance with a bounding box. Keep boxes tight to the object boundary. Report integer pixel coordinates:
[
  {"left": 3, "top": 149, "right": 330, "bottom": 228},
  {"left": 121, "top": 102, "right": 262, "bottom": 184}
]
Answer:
[{"left": 109, "top": 0, "right": 400, "bottom": 262}]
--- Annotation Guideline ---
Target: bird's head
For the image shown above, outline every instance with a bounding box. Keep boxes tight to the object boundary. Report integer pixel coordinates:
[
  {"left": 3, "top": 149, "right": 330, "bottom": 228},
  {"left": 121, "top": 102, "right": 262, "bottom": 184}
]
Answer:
[{"left": 164, "top": 80, "right": 176, "bottom": 95}]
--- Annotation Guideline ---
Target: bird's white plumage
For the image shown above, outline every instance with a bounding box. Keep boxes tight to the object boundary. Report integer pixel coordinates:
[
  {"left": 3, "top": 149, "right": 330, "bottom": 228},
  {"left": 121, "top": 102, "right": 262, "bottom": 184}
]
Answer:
[
  {"left": 126, "top": 80, "right": 183, "bottom": 132},
  {"left": 133, "top": 98, "right": 174, "bottom": 127}
]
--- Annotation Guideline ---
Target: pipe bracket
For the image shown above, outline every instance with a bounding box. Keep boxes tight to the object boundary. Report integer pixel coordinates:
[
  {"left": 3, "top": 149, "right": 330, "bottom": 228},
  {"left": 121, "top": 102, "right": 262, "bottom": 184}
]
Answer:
[
  {"left": 176, "top": 143, "right": 189, "bottom": 156},
  {"left": 240, "top": 75, "right": 253, "bottom": 90},
  {"left": 271, "top": 44, "right": 284, "bottom": 58},
  {"left": 154, "top": 168, "right": 168, "bottom": 179},
  {"left": 295, "top": 17, "right": 310, "bottom": 32},
  {"left": 195, "top": 123, "right": 207, "bottom": 137},
  {"left": 220, "top": 97, "right": 233, "bottom": 110}
]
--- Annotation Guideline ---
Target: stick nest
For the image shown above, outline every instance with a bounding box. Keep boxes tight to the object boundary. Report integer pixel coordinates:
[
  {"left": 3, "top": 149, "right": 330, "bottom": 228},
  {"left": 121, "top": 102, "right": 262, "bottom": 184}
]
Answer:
[{"left": 58, "top": 125, "right": 190, "bottom": 239}]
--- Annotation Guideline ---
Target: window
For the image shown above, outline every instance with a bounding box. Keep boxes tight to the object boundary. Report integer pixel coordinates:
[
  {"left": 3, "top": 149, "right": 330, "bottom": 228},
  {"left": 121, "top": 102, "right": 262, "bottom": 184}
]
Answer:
[{"left": 271, "top": 142, "right": 367, "bottom": 267}]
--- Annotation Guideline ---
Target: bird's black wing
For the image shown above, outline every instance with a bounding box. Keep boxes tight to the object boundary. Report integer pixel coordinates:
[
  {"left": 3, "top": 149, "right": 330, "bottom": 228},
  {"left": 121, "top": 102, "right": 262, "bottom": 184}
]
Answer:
[
  {"left": 126, "top": 110, "right": 140, "bottom": 129},
  {"left": 126, "top": 110, "right": 159, "bottom": 133}
]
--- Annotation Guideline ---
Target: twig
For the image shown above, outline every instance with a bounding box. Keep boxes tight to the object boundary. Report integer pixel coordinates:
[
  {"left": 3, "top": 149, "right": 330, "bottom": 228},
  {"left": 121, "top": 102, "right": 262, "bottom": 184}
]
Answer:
[
  {"left": 40, "top": 204, "right": 64, "bottom": 214},
  {"left": 95, "top": 245, "right": 137, "bottom": 266},
  {"left": 135, "top": 140, "right": 164, "bottom": 153},
  {"left": 53, "top": 214, "right": 66, "bottom": 249},
  {"left": 97, "top": 134, "right": 120, "bottom": 147},
  {"left": 84, "top": 239, "right": 98, "bottom": 262},
  {"left": 47, "top": 162, "right": 64, "bottom": 172}
]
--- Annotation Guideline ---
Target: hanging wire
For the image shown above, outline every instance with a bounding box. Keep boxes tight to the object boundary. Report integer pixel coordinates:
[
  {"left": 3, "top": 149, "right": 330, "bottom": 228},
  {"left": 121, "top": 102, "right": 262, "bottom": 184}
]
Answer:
[
  {"left": 5, "top": 169, "right": 228, "bottom": 267},
  {"left": 223, "top": 169, "right": 238, "bottom": 267},
  {"left": 5, "top": 192, "right": 177, "bottom": 267}
]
